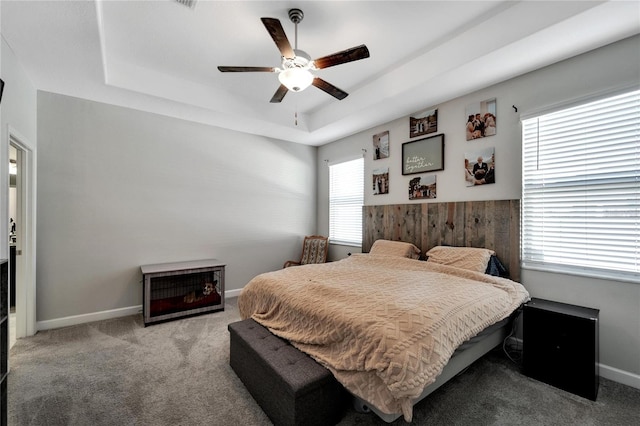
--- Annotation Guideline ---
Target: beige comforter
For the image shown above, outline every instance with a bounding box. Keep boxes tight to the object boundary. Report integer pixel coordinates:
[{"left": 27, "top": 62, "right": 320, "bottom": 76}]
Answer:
[{"left": 238, "top": 254, "right": 529, "bottom": 421}]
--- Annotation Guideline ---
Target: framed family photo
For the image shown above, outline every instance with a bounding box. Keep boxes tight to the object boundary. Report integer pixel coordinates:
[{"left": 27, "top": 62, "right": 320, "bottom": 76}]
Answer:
[
  {"left": 465, "top": 98, "right": 496, "bottom": 140},
  {"left": 402, "top": 134, "right": 444, "bottom": 175},
  {"left": 464, "top": 147, "right": 495, "bottom": 186}
]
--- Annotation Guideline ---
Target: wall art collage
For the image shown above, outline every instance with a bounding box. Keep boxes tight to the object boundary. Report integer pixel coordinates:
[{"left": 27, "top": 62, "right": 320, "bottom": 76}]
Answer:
[{"left": 371, "top": 98, "right": 497, "bottom": 199}]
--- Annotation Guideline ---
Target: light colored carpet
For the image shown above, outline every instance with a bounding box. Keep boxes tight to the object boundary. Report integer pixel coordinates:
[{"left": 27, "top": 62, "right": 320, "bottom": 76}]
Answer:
[
  {"left": 8, "top": 298, "right": 640, "bottom": 425},
  {"left": 9, "top": 299, "right": 270, "bottom": 425}
]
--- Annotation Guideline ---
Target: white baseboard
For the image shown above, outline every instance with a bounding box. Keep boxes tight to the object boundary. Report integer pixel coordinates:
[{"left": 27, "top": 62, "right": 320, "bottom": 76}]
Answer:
[
  {"left": 37, "top": 305, "right": 143, "bottom": 331},
  {"left": 225, "top": 288, "right": 242, "bottom": 298},
  {"left": 36, "top": 289, "right": 243, "bottom": 331},
  {"left": 600, "top": 363, "right": 640, "bottom": 390}
]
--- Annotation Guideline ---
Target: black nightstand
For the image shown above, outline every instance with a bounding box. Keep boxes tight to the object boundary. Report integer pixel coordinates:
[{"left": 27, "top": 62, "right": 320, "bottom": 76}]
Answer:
[{"left": 523, "top": 298, "right": 599, "bottom": 400}]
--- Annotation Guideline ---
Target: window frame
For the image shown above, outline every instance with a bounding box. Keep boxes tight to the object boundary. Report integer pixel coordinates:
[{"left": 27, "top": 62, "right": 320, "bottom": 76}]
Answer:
[
  {"left": 328, "top": 157, "right": 364, "bottom": 247},
  {"left": 521, "top": 88, "right": 640, "bottom": 284}
]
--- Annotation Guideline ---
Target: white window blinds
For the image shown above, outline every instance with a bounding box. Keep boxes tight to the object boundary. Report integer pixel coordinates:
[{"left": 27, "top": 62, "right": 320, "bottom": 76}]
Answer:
[
  {"left": 521, "top": 89, "right": 640, "bottom": 282},
  {"left": 329, "top": 158, "right": 364, "bottom": 246}
]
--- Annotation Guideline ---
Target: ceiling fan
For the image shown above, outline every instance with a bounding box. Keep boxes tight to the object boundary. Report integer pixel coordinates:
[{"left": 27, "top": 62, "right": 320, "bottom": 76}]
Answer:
[{"left": 217, "top": 8, "right": 370, "bottom": 103}]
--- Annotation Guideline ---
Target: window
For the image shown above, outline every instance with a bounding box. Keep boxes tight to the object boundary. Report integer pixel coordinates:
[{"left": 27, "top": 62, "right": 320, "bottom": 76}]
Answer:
[
  {"left": 329, "top": 158, "right": 364, "bottom": 246},
  {"left": 521, "top": 89, "right": 639, "bottom": 282}
]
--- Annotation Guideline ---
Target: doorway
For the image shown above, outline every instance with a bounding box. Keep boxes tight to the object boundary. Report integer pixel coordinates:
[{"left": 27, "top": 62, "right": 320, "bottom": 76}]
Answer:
[
  {"left": 9, "top": 145, "right": 17, "bottom": 347},
  {"left": 9, "top": 130, "right": 36, "bottom": 344}
]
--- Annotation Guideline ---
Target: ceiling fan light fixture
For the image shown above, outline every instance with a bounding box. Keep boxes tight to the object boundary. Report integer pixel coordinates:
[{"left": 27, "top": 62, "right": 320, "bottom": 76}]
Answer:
[
  {"left": 218, "top": 9, "right": 369, "bottom": 102},
  {"left": 278, "top": 68, "right": 313, "bottom": 92}
]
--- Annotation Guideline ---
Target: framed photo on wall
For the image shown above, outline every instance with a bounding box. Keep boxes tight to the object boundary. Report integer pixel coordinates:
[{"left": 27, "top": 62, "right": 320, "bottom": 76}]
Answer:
[
  {"left": 373, "top": 167, "right": 389, "bottom": 195},
  {"left": 402, "top": 134, "right": 445, "bottom": 175},
  {"left": 409, "top": 108, "right": 438, "bottom": 138},
  {"left": 465, "top": 98, "right": 497, "bottom": 140},
  {"left": 464, "top": 147, "right": 495, "bottom": 186},
  {"left": 408, "top": 175, "right": 437, "bottom": 200},
  {"left": 373, "top": 131, "right": 389, "bottom": 160}
]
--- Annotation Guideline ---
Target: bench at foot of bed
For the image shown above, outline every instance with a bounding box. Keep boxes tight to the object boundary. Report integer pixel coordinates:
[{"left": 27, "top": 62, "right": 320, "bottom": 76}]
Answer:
[{"left": 228, "top": 318, "right": 348, "bottom": 426}]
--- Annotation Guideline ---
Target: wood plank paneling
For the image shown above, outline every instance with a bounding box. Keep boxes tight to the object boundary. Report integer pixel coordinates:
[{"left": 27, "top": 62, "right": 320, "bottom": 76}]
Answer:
[
  {"left": 363, "top": 205, "right": 387, "bottom": 253},
  {"left": 363, "top": 200, "right": 520, "bottom": 281},
  {"left": 390, "top": 204, "right": 422, "bottom": 248}
]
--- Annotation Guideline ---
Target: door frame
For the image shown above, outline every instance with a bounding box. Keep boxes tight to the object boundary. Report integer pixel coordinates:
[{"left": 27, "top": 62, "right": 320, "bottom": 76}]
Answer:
[{"left": 8, "top": 126, "right": 36, "bottom": 338}]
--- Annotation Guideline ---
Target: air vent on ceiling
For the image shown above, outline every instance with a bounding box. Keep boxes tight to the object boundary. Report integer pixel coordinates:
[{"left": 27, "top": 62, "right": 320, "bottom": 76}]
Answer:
[{"left": 174, "top": 0, "right": 197, "bottom": 9}]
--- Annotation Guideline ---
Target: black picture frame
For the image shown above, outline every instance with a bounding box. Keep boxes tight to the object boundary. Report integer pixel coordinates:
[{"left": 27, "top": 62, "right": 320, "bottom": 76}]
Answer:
[
  {"left": 401, "top": 134, "right": 445, "bottom": 175},
  {"left": 0, "top": 79, "right": 4, "bottom": 104}
]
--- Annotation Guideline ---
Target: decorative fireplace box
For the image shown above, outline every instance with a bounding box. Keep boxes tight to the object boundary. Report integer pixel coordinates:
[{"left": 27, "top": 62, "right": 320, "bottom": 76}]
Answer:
[{"left": 140, "top": 259, "right": 225, "bottom": 326}]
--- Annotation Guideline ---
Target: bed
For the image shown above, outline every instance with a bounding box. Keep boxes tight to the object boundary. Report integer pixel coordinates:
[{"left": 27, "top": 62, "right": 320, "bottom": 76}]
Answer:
[{"left": 238, "top": 200, "right": 529, "bottom": 422}]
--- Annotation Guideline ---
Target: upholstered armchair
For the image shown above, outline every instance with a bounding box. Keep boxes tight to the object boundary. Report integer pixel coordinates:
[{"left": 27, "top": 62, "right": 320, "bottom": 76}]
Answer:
[{"left": 283, "top": 235, "right": 329, "bottom": 268}]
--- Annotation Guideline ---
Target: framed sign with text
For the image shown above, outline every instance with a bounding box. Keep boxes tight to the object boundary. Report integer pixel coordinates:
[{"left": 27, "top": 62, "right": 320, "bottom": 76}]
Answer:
[{"left": 402, "top": 134, "right": 444, "bottom": 175}]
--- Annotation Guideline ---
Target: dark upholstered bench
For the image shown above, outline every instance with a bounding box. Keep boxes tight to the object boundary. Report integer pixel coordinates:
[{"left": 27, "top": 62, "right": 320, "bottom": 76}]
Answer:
[{"left": 228, "top": 318, "right": 348, "bottom": 426}]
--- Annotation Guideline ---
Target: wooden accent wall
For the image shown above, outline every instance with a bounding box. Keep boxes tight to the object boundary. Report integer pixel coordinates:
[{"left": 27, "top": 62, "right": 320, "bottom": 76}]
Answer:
[{"left": 363, "top": 200, "right": 520, "bottom": 282}]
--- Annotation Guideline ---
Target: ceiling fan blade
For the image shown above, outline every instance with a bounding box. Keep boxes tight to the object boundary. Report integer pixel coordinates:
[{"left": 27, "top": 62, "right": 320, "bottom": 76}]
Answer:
[
  {"left": 217, "top": 66, "right": 276, "bottom": 72},
  {"left": 312, "top": 77, "right": 348, "bottom": 100},
  {"left": 261, "top": 18, "right": 295, "bottom": 59},
  {"left": 313, "top": 45, "right": 370, "bottom": 69},
  {"left": 270, "top": 84, "right": 289, "bottom": 103}
]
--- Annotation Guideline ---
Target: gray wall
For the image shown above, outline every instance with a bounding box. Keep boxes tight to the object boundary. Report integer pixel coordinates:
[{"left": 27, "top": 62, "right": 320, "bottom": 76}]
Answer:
[
  {"left": 318, "top": 35, "right": 640, "bottom": 383},
  {"left": 37, "top": 92, "right": 317, "bottom": 322}
]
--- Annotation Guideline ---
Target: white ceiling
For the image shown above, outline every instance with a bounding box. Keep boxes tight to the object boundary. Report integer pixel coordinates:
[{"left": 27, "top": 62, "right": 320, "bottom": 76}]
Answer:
[{"left": 2, "top": 1, "right": 639, "bottom": 146}]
